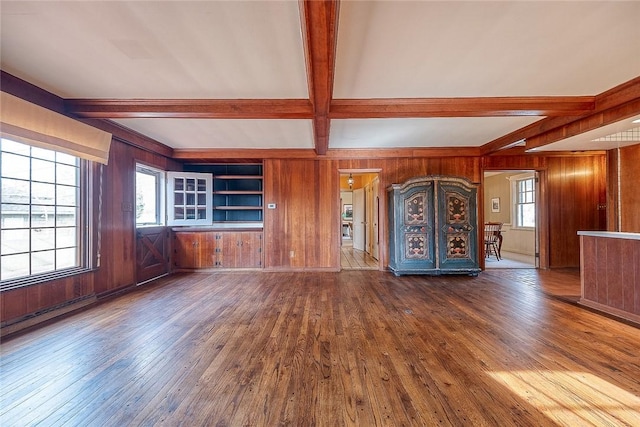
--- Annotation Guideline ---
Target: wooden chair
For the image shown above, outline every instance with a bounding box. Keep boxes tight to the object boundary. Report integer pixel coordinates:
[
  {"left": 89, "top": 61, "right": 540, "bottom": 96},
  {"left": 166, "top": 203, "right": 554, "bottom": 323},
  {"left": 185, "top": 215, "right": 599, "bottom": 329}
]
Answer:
[{"left": 484, "top": 222, "right": 503, "bottom": 260}]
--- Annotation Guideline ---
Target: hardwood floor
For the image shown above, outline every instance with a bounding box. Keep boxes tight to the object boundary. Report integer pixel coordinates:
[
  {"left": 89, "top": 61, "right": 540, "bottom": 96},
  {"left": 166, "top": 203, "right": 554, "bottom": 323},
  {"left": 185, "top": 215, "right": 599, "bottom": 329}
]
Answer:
[{"left": 1, "top": 269, "right": 639, "bottom": 426}]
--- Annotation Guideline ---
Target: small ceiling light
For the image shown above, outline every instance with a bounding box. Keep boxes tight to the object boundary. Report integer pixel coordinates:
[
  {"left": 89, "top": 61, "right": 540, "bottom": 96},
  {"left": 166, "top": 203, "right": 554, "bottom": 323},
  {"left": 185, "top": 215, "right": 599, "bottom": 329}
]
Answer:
[
  {"left": 348, "top": 173, "right": 354, "bottom": 189},
  {"left": 632, "top": 119, "right": 640, "bottom": 124}
]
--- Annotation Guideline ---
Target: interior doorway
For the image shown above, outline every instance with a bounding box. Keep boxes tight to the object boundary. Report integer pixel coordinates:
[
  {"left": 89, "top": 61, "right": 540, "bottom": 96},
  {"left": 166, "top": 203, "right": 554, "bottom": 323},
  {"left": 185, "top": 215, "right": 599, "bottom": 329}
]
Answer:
[
  {"left": 483, "top": 170, "right": 538, "bottom": 269},
  {"left": 339, "top": 171, "right": 380, "bottom": 270}
]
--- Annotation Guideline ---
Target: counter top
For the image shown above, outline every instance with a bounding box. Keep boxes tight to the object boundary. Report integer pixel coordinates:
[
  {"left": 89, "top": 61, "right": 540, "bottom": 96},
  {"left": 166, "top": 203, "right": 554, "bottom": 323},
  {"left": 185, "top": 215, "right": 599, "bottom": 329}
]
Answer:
[
  {"left": 577, "top": 231, "right": 640, "bottom": 241},
  {"left": 172, "top": 222, "right": 263, "bottom": 232}
]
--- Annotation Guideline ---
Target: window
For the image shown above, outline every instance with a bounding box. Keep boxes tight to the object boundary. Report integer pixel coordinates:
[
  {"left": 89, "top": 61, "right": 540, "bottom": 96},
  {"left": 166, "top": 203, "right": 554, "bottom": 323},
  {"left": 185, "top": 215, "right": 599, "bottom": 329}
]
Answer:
[
  {"left": 516, "top": 177, "right": 535, "bottom": 228},
  {"left": 166, "top": 172, "right": 212, "bottom": 226},
  {"left": 136, "top": 164, "right": 165, "bottom": 227},
  {"left": 1, "top": 138, "right": 90, "bottom": 285}
]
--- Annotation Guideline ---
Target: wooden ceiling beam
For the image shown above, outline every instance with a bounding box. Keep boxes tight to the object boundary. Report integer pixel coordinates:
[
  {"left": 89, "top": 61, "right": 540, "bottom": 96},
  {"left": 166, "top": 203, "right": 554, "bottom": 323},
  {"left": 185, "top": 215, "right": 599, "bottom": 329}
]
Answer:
[
  {"left": 172, "top": 146, "right": 482, "bottom": 161},
  {"left": 300, "top": 0, "right": 339, "bottom": 155},
  {"left": 481, "top": 76, "right": 640, "bottom": 155},
  {"left": 330, "top": 97, "right": 595, "bottom": 118},
  {"left": 525, "top": 98, "right": 640, "bottom": 151},
  {"left": 64, "top": 99, "right": 314, "bottom": 119}
]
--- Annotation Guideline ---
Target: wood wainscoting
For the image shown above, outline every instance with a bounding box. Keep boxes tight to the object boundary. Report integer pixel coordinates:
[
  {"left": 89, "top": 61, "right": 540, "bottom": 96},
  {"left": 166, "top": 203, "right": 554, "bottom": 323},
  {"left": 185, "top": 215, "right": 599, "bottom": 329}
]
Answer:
[{"left": 2, "top": 269, "right": 639, "bottom": 426}]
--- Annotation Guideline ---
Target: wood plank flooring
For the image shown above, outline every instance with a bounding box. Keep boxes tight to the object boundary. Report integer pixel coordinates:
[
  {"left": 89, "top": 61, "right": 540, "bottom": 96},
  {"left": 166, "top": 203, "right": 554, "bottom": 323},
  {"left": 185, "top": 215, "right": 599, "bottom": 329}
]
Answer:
[
  {"left": 1, "top": 269, "right": 639, "bottom": 426},
  {"left": 340, "top": 243, "right": 378, "bottom": 270}
]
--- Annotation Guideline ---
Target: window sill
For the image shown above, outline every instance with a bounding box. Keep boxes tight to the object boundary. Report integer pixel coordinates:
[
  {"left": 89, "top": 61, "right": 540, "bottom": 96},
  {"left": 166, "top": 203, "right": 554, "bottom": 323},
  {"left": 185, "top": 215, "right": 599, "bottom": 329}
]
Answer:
[{"left": 511, "top": 226, "right": 535, "bottom": 231}]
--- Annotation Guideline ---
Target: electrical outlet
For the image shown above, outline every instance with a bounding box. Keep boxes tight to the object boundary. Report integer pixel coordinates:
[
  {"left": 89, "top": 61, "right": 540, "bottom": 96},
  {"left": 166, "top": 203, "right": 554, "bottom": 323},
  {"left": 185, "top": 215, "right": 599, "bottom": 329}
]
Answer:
[{"left": 289, "top": 250, "right": 295, "bottom": 258}]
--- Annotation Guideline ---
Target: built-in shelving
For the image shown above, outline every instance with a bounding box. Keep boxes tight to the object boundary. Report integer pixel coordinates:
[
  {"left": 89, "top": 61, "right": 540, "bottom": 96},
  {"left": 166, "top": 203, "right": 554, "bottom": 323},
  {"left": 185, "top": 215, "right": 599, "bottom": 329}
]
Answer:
[{"left": 183, "top": 163, "right": 264, "bottom": 224}]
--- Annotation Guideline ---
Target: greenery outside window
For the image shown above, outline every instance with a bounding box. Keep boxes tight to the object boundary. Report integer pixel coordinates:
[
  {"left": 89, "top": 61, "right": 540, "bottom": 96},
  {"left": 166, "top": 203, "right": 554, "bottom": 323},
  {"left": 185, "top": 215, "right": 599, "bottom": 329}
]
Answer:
[
  {"left": 1, "top": 138, "right": 91, "bottom": 288},
  {"left": 136, "top": 164, "right": 165, "bottom": 227}
]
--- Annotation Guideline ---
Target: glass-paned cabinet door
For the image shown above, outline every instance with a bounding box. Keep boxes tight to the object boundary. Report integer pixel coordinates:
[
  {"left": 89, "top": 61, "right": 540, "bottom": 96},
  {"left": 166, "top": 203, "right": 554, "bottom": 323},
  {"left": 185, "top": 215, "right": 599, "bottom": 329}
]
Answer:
[{"left": 167, "top": 172, "right": 212, "bottom": 225}]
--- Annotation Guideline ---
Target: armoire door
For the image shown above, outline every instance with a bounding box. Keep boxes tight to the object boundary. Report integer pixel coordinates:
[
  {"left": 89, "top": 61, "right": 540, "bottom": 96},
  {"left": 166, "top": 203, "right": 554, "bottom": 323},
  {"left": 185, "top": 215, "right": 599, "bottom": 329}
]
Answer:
[
  {"left": 393, "top": 181, "right": 436, "bottom": 272},
  {"left": 436, "top": 180, "right": 479, "bottom": 272}
]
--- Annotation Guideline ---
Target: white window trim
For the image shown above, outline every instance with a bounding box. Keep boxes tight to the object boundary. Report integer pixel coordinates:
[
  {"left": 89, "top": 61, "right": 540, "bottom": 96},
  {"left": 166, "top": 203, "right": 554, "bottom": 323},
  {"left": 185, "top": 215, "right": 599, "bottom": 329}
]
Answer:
[
  {"left": 135, "top": 163, "right": 166, "bottom": 228},
  {"left": 509, "top": 172, "right": 536, "bottom": 231},
  {"left": 166, "top": 172, "right": 212, "bottom": 226}
]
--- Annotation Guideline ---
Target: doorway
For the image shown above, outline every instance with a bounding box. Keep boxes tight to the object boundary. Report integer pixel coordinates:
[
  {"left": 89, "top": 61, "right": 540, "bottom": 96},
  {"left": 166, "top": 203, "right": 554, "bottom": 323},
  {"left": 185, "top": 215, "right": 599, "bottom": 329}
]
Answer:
[
  {"left": 483, "top": 170, "right": 537, "bottom": 269},
  {"left": 339, "top": 171, "right": 380, "bottom": 270}
]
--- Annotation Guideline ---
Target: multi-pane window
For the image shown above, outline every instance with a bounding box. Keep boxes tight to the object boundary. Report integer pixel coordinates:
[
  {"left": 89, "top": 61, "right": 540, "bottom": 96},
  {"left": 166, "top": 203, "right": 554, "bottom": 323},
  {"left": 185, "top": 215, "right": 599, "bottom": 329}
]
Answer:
[
  {"left": 1, "top": 138, "right": 83, "bottom": 282},
  {"left": 136, "top": 164, "right": 165, "bottom": 226},
  {"left": 516, "top": 177, "right": 535, "bottom": 228},
  {"left": 166, "top": 172, "right": 212, "bottom": 226}
]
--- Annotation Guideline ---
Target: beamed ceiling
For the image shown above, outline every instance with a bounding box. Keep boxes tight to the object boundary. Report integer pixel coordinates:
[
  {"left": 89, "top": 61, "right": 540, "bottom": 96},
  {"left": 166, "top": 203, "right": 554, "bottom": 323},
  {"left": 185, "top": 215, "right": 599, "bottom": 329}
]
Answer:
[{"left": 1, "top": 0, "right": 639, "bottom": 160}]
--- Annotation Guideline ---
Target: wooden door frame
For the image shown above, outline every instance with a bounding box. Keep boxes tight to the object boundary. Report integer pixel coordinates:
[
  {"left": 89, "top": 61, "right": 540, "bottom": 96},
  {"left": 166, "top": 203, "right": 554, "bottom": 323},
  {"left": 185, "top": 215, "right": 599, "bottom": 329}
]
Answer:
[
  {"left": 480, "top": 168, "right": 548, "bottom": 270},
  {"left": 338, "top": 169, "right": 383, "bottom": 270}
]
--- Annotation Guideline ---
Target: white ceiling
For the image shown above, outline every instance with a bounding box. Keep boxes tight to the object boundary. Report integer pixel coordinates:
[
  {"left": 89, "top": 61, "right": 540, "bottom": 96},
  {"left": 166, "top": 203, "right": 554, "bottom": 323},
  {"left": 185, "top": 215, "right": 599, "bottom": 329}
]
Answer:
[
  {"left": 0, "top": 1, "right": 308, "bottom": 99},
  {"left": 330, "top": 117, "right": 541, "bottom": 149},
  {"left": 1, "top": 1, "right": 639, "bottom": 152},
  {"left": 334, "top": 1, "right": 640, "bottom": 98},
  {"left": 114, "top": 118, "right": 316, "bottom": 150}
]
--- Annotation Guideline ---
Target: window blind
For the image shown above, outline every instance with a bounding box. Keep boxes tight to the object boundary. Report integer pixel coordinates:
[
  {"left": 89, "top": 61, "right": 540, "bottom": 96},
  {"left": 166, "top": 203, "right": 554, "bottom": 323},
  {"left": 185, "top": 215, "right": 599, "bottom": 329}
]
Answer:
[{"left": 0, "top": 91, "right": 112, "bottom": 165}]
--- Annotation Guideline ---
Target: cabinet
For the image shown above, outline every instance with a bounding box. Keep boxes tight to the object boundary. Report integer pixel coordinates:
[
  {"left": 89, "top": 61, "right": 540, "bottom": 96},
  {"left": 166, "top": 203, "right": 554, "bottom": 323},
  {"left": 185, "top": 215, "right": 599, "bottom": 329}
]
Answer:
[
  {"left": 388, "top": 175, "right": 480, "bottom": 276},
  {"left": 215, "top": 231, "right": 263, "bottom": 268},
  {"left": 173, "top": 231, "right": 216, "bottom": 269},
  {"left": 173, "top": 230, "right": 262, "bottom": 269}
]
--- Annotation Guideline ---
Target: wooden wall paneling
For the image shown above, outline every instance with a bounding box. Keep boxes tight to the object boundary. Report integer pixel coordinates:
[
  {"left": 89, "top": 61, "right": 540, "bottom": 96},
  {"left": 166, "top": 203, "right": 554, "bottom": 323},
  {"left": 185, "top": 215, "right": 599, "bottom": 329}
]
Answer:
[
  {"left": 619, "top": 144, "right": 640, "bottom": 232},
  {"left": 605, "top": 239, "right": 624, "bottom": 310},
  {"left": 629, "top": 240, "right": 640, "bottom": 314},
  {"left": 301, "top": 161, "right": 319, "bottom": 268},
  {"left": 606, "top": 149, "right": 619, "bottom": 231},
  {"left": 1, "top": 273, "right": 94, "bottom": 328},
  {"left": 594, "top": 239, "right": 609, "bottom": 304},
  {"left": 264, "top": 159, "right": 331, "bottom": 269},
  {"left": 546, "top": 155, "right": 607, "bottom": 268},
  {"left": 289, "top": 161, "right": 309, "bottom": 268},
  {"left": 483, "top": 152, "right": 547, "bottom": 171},
  {"left": 536, "top": 170, "right": 549, "bottom": 269},
  {"left": 263, "top": 160, "right": 279, "bottom": 267},
  {"left": 1, "top": 287, "right": 27, "bottom": 322},
  {"left": 621, "top": 237, "right": 640, "bottom": 315},
  {"left": 319, "top": 161, "right": 341, "bottom": 269},
  {"left": 595, "top": 153, "right": 608, "bottom": 231},
  {"left": 95, "top": 142, "right": 135, "bottom": 295},
  {"left": 548, "top": 157, "right": 577, "bottom": 268},
  {"left": 580, "top": 234, "right": 640, "bottom": 322},
  {"left": 633, "top": 239, "right": 640, "bottom": 315},
  {"left": 580, "top": 236, "right": 597, "bottom": 301}
]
